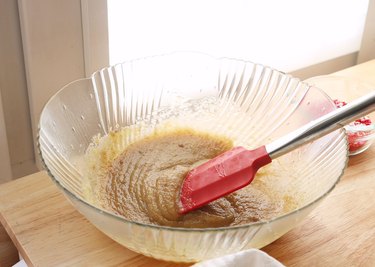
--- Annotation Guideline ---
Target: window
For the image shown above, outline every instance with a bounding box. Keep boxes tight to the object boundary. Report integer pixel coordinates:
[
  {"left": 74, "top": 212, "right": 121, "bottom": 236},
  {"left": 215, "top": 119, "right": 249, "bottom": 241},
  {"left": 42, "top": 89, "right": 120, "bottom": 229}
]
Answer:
[{"left": 107, "top": 0, "right": 369, "bottom": 72}]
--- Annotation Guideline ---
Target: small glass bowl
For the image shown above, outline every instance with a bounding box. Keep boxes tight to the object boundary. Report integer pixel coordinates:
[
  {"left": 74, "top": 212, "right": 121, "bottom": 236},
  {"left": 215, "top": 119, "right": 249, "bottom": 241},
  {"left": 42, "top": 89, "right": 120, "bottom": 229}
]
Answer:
[
  {"left": 305, "top": 75, "right": 375, "bottom": 156},
  {"left": 345, "top": 122, "right": 375, "bottom": 155}
]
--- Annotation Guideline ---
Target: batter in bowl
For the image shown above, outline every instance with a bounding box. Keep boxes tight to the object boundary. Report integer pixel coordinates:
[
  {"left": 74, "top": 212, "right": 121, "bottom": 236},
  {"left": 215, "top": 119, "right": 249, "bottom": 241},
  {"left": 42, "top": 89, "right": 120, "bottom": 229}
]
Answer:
[{"left": 90, "top": 128, "right": 290, "bottom": 228}]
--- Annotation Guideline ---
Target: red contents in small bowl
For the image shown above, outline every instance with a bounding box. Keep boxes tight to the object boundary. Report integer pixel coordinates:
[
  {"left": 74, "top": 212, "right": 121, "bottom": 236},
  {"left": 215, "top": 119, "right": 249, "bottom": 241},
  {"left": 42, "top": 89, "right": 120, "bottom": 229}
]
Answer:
[{"left": 334, "top": 99, "right": 373, "bottom": 153}]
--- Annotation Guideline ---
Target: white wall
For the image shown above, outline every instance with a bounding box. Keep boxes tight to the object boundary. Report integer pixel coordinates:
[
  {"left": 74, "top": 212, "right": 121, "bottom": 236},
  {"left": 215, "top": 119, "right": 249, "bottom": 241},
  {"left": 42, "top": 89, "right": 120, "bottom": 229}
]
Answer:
[
  {"left": 0, "top": 0, "right": 36, "bottom": 179},
  {"left": 18, "top": 0, "right": 87, "bottom": 169},
  {"left": 17, "top": 0, "right": 110, "bottom": 169},
  {"left": 0, "top": 90, "right": 12, "bottom": 183}
]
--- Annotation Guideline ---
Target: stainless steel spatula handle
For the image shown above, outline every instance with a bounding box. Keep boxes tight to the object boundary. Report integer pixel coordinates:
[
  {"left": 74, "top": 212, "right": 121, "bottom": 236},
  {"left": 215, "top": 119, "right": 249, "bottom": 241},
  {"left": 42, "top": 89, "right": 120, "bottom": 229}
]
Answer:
[{"left": 266, "top": 90, "right": 375, "bottom": 159}]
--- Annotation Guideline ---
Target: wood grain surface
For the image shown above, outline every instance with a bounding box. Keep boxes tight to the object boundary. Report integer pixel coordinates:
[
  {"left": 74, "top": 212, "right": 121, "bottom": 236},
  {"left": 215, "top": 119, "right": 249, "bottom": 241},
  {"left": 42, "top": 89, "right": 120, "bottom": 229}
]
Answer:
[
  {"left": 0, "top": 60, "right": 374, "bottom": 267},
  {"left": 0, "top": 221, "right": 18, "bottom": 267}
]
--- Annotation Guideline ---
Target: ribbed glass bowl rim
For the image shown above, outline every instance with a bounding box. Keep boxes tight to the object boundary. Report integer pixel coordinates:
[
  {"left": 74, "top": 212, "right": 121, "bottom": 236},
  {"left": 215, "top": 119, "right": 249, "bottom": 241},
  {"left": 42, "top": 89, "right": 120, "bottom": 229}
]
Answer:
[
  {"left": 345, "top": 123, "right": 375, "bottom": 133},
  {"left": 37, "top": 52, "right": 349, "bottom": 233}
]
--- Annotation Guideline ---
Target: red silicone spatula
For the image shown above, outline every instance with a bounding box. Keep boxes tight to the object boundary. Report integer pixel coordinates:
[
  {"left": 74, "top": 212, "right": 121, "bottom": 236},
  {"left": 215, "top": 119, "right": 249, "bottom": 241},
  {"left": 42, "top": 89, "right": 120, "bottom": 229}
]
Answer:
[{"left": 179, "top": 91, "right": 375, "bottom": 214}]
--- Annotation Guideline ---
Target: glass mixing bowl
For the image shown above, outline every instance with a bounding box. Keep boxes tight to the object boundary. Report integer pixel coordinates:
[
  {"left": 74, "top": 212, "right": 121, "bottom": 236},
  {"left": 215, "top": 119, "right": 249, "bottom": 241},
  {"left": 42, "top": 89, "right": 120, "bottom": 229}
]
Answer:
[{"left": 38, "top": 52, "right": 348, "bottom": 263}]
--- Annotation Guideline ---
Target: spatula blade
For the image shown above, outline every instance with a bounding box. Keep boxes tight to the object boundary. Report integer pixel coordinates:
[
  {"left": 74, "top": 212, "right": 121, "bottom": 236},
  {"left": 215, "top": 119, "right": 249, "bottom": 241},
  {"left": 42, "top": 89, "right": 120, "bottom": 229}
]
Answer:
[{"left": 179, "top": 146, "right": 271, "bottom": 214}]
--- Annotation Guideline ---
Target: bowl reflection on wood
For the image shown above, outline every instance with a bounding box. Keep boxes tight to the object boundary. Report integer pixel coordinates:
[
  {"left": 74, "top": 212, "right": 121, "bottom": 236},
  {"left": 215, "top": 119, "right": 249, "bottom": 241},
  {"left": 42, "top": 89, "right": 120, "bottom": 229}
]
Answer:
[{"left": 38, "top": 52, "right": 348, "bottom": 262}]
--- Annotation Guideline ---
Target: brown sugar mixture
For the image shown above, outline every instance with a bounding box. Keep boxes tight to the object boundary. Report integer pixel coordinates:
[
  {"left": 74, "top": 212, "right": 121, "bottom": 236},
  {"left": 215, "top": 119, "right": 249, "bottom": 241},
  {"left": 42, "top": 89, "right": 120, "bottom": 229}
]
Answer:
[{"left": 95, "top": 129, "right": 285, "bottom": 228}]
